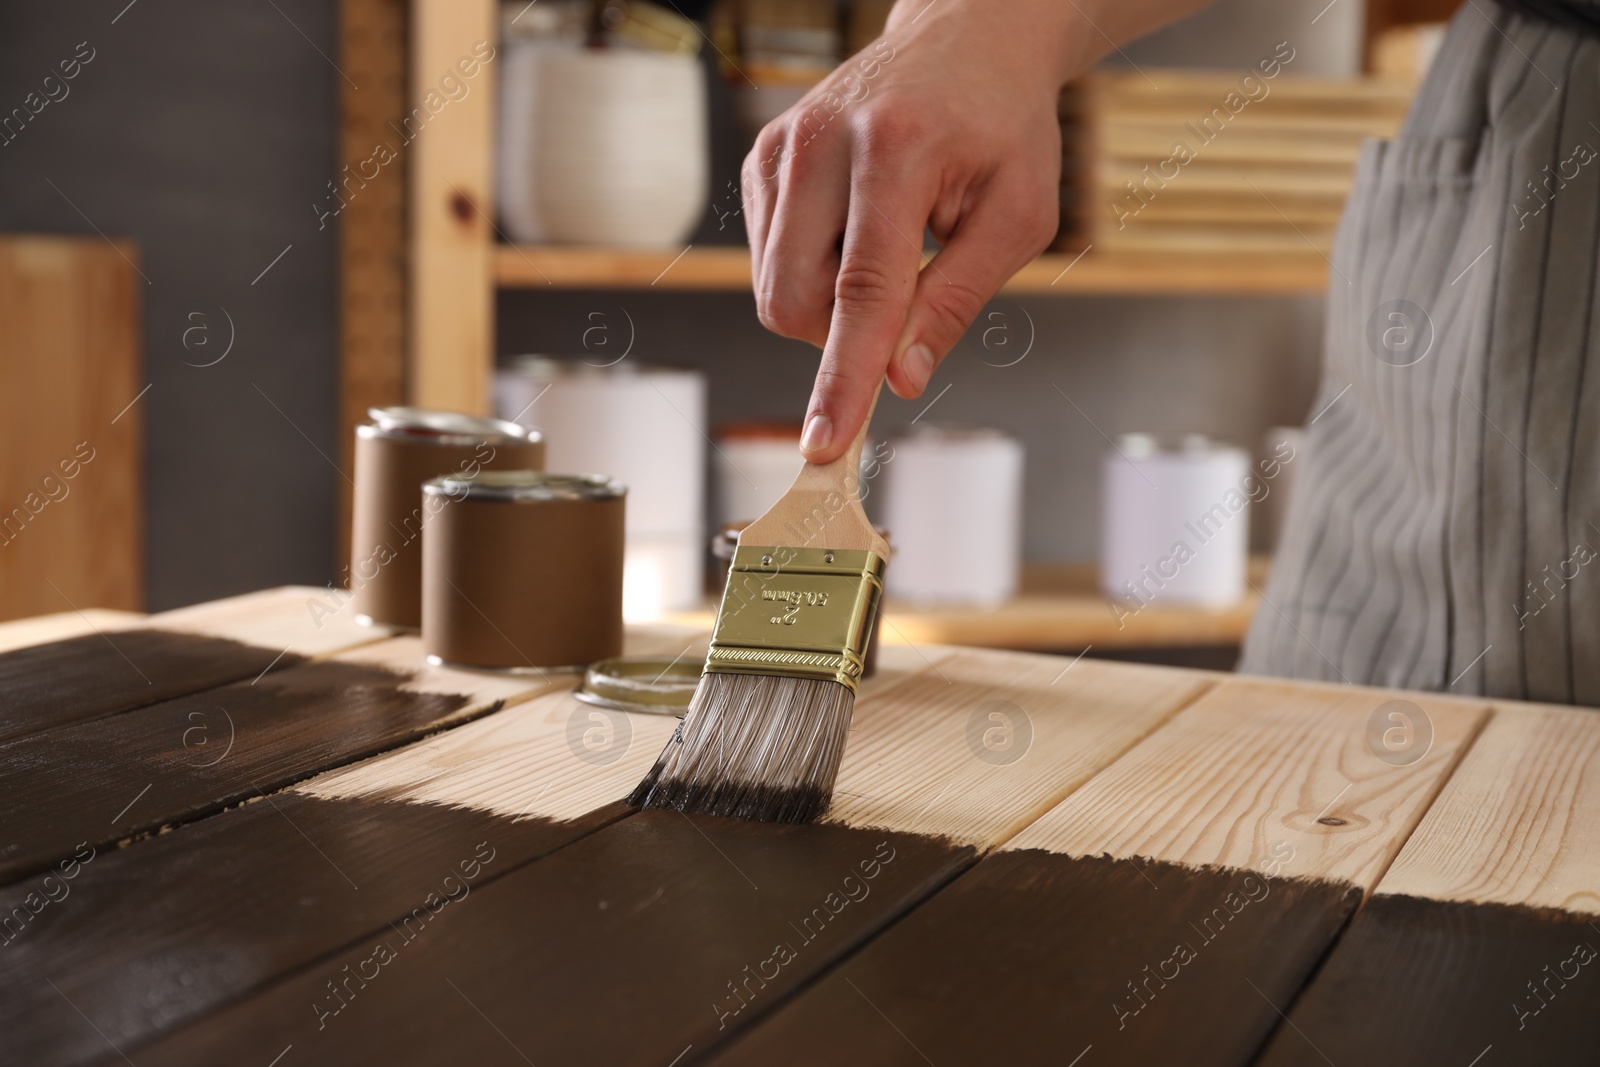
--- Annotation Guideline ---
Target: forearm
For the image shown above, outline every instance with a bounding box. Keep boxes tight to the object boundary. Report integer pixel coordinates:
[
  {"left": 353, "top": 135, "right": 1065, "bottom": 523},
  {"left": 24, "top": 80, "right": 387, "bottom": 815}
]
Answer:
[{"left": 884, "top": 0, "right": 1215, "bottom": 91}]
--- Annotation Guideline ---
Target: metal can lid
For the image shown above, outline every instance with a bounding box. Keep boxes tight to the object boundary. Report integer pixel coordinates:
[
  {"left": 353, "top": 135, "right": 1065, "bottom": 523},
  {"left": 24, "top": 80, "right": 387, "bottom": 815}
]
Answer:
[
  {"left": 574, "top": 656, "right": 701, "bottom": 716},
  {"left": 423, "top": 470, "right": 626, "bottom": 502},
  {"left": 362, "top": 406, "right": 537, "bottom": 445}
]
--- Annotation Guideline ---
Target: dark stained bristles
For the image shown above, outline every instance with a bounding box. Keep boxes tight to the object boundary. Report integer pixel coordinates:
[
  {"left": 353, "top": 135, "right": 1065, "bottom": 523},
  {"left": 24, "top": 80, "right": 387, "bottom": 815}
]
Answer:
[{"left": 627, "top": 672, "right": 855, "bottom": 824}]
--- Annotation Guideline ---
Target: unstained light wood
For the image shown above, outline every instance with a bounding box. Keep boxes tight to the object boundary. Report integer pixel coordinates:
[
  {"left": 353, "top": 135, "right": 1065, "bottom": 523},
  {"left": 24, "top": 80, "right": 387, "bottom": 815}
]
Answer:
[
  {"left": 1008, "top": 677, "right": 1488, "bottom": 885},
  {"left": 0, "top": 608, "right": 144, "bottom": 654}
]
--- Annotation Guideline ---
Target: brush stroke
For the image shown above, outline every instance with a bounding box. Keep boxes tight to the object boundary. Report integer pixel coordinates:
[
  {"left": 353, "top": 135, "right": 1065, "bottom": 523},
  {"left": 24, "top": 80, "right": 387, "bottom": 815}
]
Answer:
[
  {"left": 0, "top": 657, "right": 478, "bottom": 887},
  {"left": 131, "top": 812, "right": 975, "bottom": 1066},
  {"left": 1255, "top": 893, "right": 1600, "bottom": 1066},
  {"left": 0, "top": 630, "right": 307, "bottom": 744},
  {"left": 711, "top": 852, "right": 1360, "bottom": 1067}
]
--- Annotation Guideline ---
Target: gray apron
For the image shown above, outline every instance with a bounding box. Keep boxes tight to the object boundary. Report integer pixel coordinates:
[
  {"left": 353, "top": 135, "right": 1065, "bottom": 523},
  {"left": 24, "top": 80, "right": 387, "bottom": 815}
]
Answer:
[{"left": 1240, "top": 1, "right": 1600, "bottom": 704}]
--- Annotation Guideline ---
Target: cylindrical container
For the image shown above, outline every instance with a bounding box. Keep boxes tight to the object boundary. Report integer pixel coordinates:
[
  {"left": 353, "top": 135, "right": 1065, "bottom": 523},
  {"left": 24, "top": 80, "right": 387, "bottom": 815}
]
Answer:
[
  {"left": 713, "top": 422, "right": 803, "bottom": 531},
  {"left": 711, "top": 521, "right": 892, "bottom": 678},
  {"left": 495, "top": 358, "right": 705, "bottom": 618},
  {"left": 1100, "top": 434, "right": 1250, "bottom": 607},
  {"left": 421, "top": 471, "right": 626, "bottom": 670},
  {"left": 497, "top": 45, "right": 706, "bottom": 246},
  {"left": 351, "top": 407, "right": 544, "bottom": 629},
  {"left": 879, "top": 426, "right": 1024, "bottom": 607}
]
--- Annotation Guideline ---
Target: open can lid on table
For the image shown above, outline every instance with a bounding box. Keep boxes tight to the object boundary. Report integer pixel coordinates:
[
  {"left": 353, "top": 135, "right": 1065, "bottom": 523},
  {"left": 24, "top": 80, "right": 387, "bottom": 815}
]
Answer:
[{"left": 575, "top": 656, "right": 701, "bottom": 716}]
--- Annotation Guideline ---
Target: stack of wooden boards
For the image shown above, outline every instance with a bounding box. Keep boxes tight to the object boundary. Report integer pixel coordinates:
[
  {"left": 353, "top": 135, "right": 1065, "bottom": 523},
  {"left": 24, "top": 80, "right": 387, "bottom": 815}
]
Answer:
[
  {"left": 1, "top": 587, "right": 1596, "bottom": 1065},
  {"left": 1056, "top": 71, "right": 1413, "bottom": 256}
]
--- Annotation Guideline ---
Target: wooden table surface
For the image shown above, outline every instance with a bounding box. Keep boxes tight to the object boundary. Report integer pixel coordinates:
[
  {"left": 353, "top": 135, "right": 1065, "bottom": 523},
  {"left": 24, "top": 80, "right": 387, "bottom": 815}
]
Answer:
[{"left": 2, "top": 587, "right": 1595, "bottom": 1066}]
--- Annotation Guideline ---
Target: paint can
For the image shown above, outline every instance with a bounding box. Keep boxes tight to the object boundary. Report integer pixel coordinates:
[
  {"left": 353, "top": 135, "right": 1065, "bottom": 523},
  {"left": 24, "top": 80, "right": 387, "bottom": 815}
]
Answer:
[
  {"left": 878, "top": 425, "right": 1024, "bottom": 606},
  {"left": 1100, "top": 434, "right": 1250, "bottom": 608},
  {"left": 351, "top": 407, "right": 544, "bottom": 630},
  {"left": 421, "top": 471, "right": 626, "bottom": 670},
  {"left": 711, "top": 521, "right": 891, "bottom": 679}
]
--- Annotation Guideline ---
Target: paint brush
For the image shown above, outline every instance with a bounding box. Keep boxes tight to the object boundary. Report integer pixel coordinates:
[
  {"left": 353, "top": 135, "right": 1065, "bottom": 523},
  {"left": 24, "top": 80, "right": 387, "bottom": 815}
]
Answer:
[{"left": 628, "top": 389, "right": 890, "bottom": 823}]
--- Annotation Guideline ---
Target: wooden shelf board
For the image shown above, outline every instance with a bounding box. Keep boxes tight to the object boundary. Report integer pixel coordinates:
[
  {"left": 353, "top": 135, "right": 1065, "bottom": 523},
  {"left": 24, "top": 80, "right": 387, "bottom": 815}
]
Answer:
[
  {"left": 664, "top": 558, "right": 1268, "bottom": 652},
  {"left": 494, "top": 245, "right": 1330, "bottom": 295}
]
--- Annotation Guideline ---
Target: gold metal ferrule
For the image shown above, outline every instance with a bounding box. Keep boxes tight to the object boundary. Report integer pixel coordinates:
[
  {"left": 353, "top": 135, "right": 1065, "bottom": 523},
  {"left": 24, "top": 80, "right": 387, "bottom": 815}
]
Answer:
[{"left": 704, "top": 545, "right": 887, "bottom": 692}]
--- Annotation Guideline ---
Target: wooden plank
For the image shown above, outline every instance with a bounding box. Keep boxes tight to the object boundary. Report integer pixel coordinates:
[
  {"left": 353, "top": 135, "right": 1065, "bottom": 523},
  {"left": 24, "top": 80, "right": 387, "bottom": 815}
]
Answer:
[
  {"left": 715, "top": 679, "right": 1488, "bottom": 1066},
  {"left": 492, "top": 245, "right": 1331, "bottom": 295},
  {"left": 0, "top": 636, "right": 543, "bottom": 887},
  {"left": 1256, "top": 703, "right": 1600, "bottom": 1066},
  {"left": 0, "top": 626, "right": 699, "bottom": 1066},
  {"left": 129, "top": 649, "right": 1213, "bottom": 1065},
  {"left": 336, "top": 0, "right": 408, "bottom": 567},
  {"left": 0, "top": 609, "right": 144, "bottom": 654},
  {"left": 408, "top": 0, "right": 497, "bottom": 413},
  {"left": 0, "top": 236, "right": 142, "bottom": 621},
  {"left": 0, "top": 586, "right": 388, "bottom": 746}
]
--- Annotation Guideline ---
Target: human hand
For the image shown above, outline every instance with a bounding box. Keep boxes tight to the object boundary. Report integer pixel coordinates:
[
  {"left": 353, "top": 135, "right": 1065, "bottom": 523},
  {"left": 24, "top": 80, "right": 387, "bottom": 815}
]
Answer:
[{"left": 742, "top": 0, "right": 1207, "bottom": 462}]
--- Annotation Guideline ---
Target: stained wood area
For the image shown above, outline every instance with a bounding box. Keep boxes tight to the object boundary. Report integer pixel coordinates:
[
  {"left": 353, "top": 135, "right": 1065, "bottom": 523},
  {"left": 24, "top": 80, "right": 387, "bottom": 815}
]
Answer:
[
  {"left": 714, "top": 679, "right": 1488, "bottom": 1066},
  {"left": 0, "top": 627, "right": 699, "bottom": 1065},
  {"left": 0, "top": 636, "right": 541, "bottom": 886},
  {"left": 131, "top": 647, "right": 1210, "bottom": 1065},
  {"left": 0, "top": 236, "right": 142, "bottom": 622},
  {"left": 1257, "top": 703, "right": 1600, "bottom": 1066},
  {"left": 0, "top": 586, "right": 386, "bottom": 745}
]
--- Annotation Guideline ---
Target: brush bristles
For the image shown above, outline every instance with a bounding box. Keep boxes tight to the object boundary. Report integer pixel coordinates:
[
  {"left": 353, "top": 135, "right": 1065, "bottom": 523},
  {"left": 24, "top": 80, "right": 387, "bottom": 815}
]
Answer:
[{"left": 627, "top": 672, "right": 855, "bottom": 824}]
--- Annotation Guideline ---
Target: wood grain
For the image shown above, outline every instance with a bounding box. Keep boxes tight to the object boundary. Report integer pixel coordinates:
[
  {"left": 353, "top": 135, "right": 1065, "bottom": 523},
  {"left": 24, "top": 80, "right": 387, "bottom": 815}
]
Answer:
[
  {"left": 129, "top": 644, "right": 1210, "bottom": 1065},
  {"left": 1375, "top": 704, "right": 1600, "bottom": 915},
  {"left": 0, "top": 628, "right": 698, "bottom": 1065},
  {"left": 0, "top": 636, "right": 541, "bottom": 886},
  {"left": 712, "top": 678, "right": 1488, "bottom": 1066},
  {"left": 1007, "top": 677, "right": 1488, "bottom": 886},
  {"left": 0, "top": 608, "right": 143, "bottom": 654},
  {"left": 1254, "top": 704, "right": 1600, "bottom": 1065},
  {"left": 408, "top": 0, "right": 496, "bottom": 412},
  {"left": 0, "top": 236, "right": 142, "bottom": 621},
  {"left": 0, "top": 586, "right": 389, "bottom": 745}
]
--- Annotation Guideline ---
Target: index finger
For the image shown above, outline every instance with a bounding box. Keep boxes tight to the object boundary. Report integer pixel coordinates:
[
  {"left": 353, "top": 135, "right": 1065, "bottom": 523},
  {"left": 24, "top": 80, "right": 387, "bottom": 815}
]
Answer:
[{"left": 800, "top": 158, "right": 934, "bottom": 463}]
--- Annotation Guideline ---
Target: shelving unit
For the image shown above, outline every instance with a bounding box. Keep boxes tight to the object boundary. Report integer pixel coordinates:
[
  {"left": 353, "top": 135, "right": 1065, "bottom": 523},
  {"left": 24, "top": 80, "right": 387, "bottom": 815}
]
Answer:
[
  {"left": 385, "top": 0, "right": 1450, "bottom": 656},
  {"left": 493, "top": 245, "right": 1330, "bottom": 294}
]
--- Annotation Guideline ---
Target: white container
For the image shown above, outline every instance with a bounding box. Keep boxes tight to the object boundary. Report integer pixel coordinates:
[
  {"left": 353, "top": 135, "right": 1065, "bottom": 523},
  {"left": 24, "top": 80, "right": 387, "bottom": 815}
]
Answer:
[
  {"left": 713, "top": 423, "right": 803, "bottom": 528},
  {"left": 497, "top": 45, "right": 707, "bottom": 246},
  {"left": 495, "top": 359, "right": 706, "bottom": 617},
  {"left": 880, "top": 426, "right": 1024, "bottom": 607},
  {"left": 1100, "top": 434, "right": 1250, "bottom": 608}
]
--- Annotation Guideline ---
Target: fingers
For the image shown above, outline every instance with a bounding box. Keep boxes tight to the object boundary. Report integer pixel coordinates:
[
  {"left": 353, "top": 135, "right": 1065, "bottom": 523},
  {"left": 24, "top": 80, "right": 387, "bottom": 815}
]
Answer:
[
  {"left": 741, "top": 136, "right": 781, "bottom": 299},
  {"left": 754, "top": 129, "right": 849, "bottom": 348},
  {"left": 801, "top": 137, "right": 935, "bottom": 462},
  {"left": 885, "top": 175, "right": 1058, "bottom": 398}
]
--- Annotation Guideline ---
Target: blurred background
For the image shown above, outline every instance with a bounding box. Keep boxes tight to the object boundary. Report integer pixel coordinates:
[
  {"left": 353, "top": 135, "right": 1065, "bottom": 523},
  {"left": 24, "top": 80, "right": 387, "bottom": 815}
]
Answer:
[{"left": 0, "top": 0, "right": 1457, "bottom": 666}]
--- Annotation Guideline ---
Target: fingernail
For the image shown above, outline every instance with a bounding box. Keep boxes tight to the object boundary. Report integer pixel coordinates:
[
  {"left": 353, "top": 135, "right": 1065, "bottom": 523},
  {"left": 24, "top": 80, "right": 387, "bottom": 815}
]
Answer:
[
  {"left": 800, "top": 413, "right": 833, "bottom": 454},
  {"left": 903, "top": 343, "right": 935, "bottom": 392}
]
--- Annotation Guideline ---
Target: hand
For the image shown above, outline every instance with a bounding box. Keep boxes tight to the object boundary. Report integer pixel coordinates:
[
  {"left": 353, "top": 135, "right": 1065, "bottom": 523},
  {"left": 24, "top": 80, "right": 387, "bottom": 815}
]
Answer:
[{"left": 742, "top": 0, "right": 1207, "bottom": 462}]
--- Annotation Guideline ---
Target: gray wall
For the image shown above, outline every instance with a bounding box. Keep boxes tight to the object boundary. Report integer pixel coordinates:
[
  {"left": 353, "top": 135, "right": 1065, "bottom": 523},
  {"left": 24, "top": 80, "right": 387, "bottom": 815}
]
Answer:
[
  {"left": 0, "top": 0, "right": 339, "bottom": 610},
  {"left": 497, "top": 290, "right": 1324, "bottom": 562}
]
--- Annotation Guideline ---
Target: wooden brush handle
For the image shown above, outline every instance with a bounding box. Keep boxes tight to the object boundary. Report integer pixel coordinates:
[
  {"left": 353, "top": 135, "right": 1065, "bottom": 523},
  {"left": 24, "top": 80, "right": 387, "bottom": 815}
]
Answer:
[{"left": 739, "top": 384, "right": 890, "bottom": 556}]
